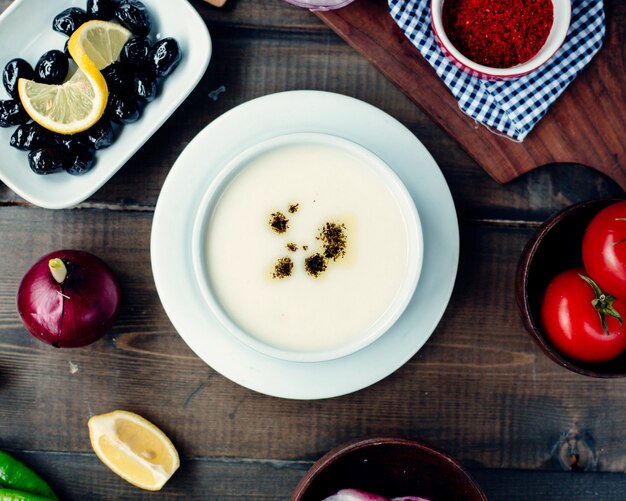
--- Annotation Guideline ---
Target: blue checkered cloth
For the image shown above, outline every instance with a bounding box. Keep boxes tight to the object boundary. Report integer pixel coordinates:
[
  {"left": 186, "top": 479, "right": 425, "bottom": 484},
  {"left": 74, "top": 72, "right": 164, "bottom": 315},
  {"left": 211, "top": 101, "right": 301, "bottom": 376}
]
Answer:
[{"left": 388, "top": 0, "right": 605, "bottom": 141}]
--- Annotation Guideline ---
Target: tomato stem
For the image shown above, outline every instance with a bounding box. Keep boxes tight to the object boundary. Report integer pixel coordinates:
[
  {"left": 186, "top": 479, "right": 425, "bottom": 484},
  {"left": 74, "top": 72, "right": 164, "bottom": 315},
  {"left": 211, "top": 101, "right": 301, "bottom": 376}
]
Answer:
[{"left": 579, "top": 274, "right": 624, "bottom": 336}]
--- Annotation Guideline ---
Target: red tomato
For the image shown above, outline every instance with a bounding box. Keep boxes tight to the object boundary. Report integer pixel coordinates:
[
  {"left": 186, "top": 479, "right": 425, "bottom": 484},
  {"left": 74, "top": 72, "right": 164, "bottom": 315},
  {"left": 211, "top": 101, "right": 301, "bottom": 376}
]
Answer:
[
  {"left": 541, "top": 268, "right": 626, "bottom": 363},
  {"left": 582, "top": 201, "right": 626, "bottom": 298}
]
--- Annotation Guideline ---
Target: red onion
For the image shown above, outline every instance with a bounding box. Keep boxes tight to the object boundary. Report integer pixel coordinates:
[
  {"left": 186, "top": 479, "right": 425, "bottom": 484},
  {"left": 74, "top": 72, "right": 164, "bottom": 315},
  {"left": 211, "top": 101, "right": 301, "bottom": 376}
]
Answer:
[
  {"left": 323, "top": 489, "right": 389, "bottom": 501},
  {"left": 282, "top": 0, "right": 355, "bottom": 11},
  {"left": 17, "top": 250, "right": 121, "bottom": 348},
  {"left": 323, "top": 490, "right": 431, "bottom": 501}
]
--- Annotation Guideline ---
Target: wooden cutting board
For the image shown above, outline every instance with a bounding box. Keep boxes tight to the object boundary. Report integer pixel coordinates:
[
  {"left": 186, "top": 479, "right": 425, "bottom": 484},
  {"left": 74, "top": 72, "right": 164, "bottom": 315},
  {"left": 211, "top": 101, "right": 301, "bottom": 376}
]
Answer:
[{"left": 316, "top": 0, "right": 626, "bottom": 189}]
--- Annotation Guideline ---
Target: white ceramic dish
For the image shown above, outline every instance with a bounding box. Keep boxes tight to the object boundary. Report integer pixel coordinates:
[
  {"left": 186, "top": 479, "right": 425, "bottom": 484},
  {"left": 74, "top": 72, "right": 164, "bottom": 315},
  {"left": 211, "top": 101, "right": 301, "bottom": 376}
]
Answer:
[
  {"left": 0, "top": 0, "right": 211, "bottom": 208},
  {"left": 191, "top": 132, "right": 423, "bottom": 363},
  {"left": 431, "top": 0, "right": 571, "bottom": 79},
  {"left": 151, "top": 91, "right": 459, "bottom": 400}
]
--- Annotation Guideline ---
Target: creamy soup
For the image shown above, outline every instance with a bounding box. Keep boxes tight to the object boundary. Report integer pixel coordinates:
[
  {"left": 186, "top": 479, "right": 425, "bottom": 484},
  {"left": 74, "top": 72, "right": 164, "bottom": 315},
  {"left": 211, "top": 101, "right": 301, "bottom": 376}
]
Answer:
[{"left": 204, "top": 138, "right": 416, "bottom": 356}]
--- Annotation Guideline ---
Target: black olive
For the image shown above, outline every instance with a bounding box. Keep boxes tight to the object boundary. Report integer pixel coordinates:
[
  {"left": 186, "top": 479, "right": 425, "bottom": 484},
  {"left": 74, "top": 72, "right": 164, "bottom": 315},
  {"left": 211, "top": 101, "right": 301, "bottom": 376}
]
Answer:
[
  {"left": 10, "top": 123, "right": 54, "bottom": 150},
  {"left": 65, "top": 147, "right": 95, "bottom": 175},
  {"left": 64, "top": 40, "right": 73, "bottom": 60},
  {"left": 28, "top": 148, "right": 67, "bottom": 175},
  {"left": 120, "top": 36, "right": 152, "bottom": 69},
  {"left": 52, "top": 7, "right": 88, "bottom": 37},
  {"left": 87, "top": 0, "right": 116, "bottom": 20},
  {"left": 134, "top": 73, "right": 157, "bottom": 102},
  {"left": 106, "top": 93, "right": 140, "bottom": 124},
  {"left": 35, "top": 50, "right": 68, "bottom": 85},
  {"left": 0, "top": 99, "right": 28, "bottom": 127},
  {"left": 82, "top": 119, "right": 115, "bottom": 149},
  {"left": 147, "top": 38, "right": 181, "bottom": 78},
  {"left": 101, "top": 62, "right": 135, "bottom": 96},
  {"left": 115, "top": 0, "right": 152, "bottom": 37},
  {"left": 3, "top": 58, "right": 35, "bottom": 99},
  {"left": 55, "top": 134, "right": 91, "bottom": 155}
]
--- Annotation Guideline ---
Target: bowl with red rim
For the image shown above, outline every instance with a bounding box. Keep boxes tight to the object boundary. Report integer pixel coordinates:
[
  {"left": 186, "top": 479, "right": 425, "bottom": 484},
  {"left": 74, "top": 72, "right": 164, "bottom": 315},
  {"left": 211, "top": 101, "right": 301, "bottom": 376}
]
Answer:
[
  {"left": 431, "top": 0, "right": 572, "bottom": 79},
  {"left": 291, "top": 437, "right": 487, "bottom": 501},
  {"left": 516, "top": 199, "right": 626, "bottom": 378}
]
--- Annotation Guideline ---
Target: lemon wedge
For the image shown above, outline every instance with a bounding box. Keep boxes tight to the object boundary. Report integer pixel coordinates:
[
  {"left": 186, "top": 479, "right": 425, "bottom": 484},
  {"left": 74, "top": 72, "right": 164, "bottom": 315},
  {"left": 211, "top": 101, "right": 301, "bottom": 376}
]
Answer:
[
  {"left": 18, "top": 21, "right": 131, "bottom": 135},
  {"left": 88, "top": 410, "right": 180, "bottom": 491},
  {"left": 69, "top": 20, "right": 132, "bottom": 71}
]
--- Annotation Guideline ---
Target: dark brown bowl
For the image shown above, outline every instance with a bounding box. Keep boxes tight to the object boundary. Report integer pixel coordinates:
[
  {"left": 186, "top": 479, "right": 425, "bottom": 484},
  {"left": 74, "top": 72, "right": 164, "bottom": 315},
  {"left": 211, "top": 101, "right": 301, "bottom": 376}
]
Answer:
[
  {"left": 516, "top": 198, "right": 626, "bottom": 377},
  {"left": 291, "top": 437, "right": 487, "bottom": 501}
]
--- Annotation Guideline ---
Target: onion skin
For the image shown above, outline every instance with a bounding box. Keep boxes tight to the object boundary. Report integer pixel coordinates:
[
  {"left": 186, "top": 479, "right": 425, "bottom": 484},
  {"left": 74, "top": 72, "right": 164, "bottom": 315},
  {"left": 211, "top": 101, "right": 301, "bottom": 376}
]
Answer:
[
  {"left": 323, "top": 490, "right": 431, "bottom": 501},
  {"left": 17, "top": 250, "right": 121, "bottom": 348},
  {"left": 282, "top": 0, "right": 355, "bottom": 10}
]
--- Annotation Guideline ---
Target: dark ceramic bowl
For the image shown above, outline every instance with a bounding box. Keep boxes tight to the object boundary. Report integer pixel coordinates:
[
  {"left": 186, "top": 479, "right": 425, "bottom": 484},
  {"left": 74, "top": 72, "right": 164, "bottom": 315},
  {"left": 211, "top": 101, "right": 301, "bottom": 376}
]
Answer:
[
  {"left": 291, "top": 437, "right": 487, "bottom": 501},
  {"left": 516, "top": 198, "right": 626, "bottom": 377}
]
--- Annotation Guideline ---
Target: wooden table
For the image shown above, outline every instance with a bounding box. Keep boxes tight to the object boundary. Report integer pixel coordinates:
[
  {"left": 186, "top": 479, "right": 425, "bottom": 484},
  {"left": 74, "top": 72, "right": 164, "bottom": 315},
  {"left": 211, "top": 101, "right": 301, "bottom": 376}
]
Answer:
[{"left": 1, "top": 1, "right": 625, "bottom": 499}]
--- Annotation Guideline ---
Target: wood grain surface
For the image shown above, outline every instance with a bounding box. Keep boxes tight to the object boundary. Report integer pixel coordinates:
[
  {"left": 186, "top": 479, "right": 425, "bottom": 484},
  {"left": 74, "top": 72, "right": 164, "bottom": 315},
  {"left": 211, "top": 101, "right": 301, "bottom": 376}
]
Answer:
[
  {"left": 316, "top": 0, "right": 626, "bottom": 188},
  {"left": 0, "top": 0, "right": 625, "bottom": 499}
]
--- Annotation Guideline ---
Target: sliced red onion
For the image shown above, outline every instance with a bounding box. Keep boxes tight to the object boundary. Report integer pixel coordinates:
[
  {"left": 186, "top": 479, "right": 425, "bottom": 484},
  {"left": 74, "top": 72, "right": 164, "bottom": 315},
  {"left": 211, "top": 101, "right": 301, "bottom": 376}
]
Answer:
[
  {"left": 282, "top": 0, "right": 356, "bottom": 11},
  {"left": 17, "top": 250, "right": 121, "bottom": 348},
  {"left": 323, "top": 490, "right": 431, "bottom": 501},
  {"left": 323, "top": 489, "right": 390, "bottom": 501}
]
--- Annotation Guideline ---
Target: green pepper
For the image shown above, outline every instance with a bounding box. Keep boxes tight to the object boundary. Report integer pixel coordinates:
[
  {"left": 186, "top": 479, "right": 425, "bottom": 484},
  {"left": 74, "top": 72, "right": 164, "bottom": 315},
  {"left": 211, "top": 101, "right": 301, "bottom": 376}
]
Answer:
[
  {"left": 0, "top": 452, "right": 57, "bottom": 500},
  {"left": 0, "top": 489, "right": 55, "bottom": 501}
]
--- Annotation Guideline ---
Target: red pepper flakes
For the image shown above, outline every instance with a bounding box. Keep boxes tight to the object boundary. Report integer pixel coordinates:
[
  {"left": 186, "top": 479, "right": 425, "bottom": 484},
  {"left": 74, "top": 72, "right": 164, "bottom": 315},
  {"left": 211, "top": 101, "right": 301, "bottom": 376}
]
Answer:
[{"left": 442, "top": 0, "right": 554, "bottom": 68}]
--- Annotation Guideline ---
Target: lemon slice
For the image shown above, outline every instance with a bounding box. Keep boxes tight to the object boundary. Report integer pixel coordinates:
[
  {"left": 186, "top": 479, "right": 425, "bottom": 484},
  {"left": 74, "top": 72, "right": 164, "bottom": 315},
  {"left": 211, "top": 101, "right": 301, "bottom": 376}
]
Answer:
[
  {"left": 18, "top": 68, "right": 108, "bottom": 135},
  {"left": 88, "top": 410, "right": 180, "bottom": 491},
  {"left": 69, "top": 20, "right": 132, "bottom": 71},
  {"left": 17, "top": 21, "right": 131, "bottom": 135}
]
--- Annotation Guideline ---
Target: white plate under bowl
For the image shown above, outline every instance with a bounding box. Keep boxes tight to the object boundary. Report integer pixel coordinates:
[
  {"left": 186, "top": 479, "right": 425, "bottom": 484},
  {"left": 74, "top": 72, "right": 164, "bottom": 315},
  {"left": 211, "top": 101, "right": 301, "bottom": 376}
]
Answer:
[
  {"left": 191, "top": 132, "right": 423, "bottom": 363},
  {"left": 151, "top": 90, "right": 459, "bottom": 400},
  {"left": 0, "top": 0, "right": 211, "bottom": 209}
]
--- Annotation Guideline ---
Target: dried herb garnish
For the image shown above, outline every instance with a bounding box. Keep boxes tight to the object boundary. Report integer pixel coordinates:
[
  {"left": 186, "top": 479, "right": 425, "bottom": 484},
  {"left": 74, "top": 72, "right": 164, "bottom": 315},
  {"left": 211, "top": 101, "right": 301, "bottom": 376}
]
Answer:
[
  {"left": 318, "top": 222, "right": 347, "bottom": 260},
  {"left": 272, "top": 257, "right": 293, "bottom": 279},
  {"left": 267, "top": 212, "right": 347, "bottom": 279},
  {"left": 304, "top": 253, "right": 327, "bottom": 277},
  {"left": 269, "top": 212, "right": 289, "bottom": 233}
]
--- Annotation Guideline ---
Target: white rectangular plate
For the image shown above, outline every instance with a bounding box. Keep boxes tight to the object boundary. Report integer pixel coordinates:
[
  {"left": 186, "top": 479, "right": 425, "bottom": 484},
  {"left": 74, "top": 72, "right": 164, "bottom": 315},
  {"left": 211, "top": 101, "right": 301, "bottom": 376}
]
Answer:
[{"left": 0, "top": 0, "right": 211, "bottom": 208}]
